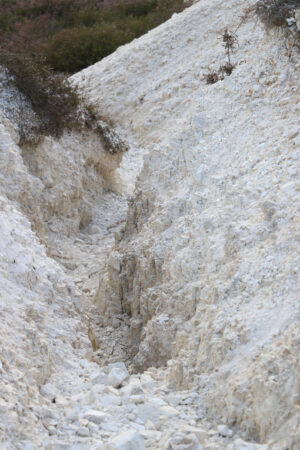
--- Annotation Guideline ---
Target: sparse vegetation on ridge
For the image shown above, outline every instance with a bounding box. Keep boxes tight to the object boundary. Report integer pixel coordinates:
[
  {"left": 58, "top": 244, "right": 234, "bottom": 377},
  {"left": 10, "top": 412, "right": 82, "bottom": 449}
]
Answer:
[
  {"left": 205, "top": 29, "right": 237, "bottom": 85},
  {"left": 1, "top": 50, "right": 129, "bottom": 151},
  {"left": 0, "top": 0, "right": 190, "bottom": 142}
]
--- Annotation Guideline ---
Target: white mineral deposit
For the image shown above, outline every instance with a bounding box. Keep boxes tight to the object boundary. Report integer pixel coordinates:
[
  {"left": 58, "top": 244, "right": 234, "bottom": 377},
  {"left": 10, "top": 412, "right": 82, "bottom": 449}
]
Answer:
[{"left": 0, "top": 0, "right": 299, "bottom": 448}]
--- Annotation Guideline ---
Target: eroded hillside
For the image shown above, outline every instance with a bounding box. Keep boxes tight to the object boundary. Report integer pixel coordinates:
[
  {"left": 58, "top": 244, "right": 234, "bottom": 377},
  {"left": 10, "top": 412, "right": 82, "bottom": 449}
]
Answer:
[
  {"left": 73, "top": 0, "right": 300, "bottom": 446},
  {"left": 0, "top": 0, "right": 299, "bottom": 448}
]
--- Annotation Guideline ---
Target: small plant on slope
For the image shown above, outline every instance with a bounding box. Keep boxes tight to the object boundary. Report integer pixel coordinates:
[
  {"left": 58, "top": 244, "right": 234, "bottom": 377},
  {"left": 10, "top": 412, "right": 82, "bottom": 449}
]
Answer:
[{"left": 205, "top": 29, "right": 238, "bottom": 85}]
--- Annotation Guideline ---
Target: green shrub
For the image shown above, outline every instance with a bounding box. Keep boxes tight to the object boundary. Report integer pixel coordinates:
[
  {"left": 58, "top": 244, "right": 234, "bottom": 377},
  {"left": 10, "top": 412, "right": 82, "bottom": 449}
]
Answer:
[
  {"left": 123, "top": 0, "right": 158, "bottom": 17},
  {"left": 0, "top": 0, "right": 190, "bottom": 74},
  {"left": 44, "top": 25, "right": 132, "bottom": 73}
]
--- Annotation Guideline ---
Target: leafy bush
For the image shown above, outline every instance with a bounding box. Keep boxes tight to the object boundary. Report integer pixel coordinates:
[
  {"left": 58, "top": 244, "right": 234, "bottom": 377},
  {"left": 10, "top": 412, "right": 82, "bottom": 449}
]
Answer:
[
  {"left": 44, "top": 25, "right": 131, "bottom": 73},
  {"left": 0, "top": 0, "right": 189, "bottom": 74}
]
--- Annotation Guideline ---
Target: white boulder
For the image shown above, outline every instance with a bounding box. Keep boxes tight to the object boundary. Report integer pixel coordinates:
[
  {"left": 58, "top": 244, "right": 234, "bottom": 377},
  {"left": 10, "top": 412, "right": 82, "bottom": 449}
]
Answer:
[{"left": 107, "top": 364, "right": 129, "bottom": 388}]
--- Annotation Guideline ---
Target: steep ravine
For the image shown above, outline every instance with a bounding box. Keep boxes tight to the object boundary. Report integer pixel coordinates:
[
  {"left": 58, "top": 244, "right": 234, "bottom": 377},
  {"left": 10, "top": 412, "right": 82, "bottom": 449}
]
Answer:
[
  {"left": 0, "top": 72, "right": 274, "bottom": 449},
  {"left": 1, "top": 105, "right": 264, "bottom": 449},
  {"left": 0, "top": 0, "right": 299, "bottom": 448},
  {"left": 72, "top": 0, "right": 300, "bottom": 446}
]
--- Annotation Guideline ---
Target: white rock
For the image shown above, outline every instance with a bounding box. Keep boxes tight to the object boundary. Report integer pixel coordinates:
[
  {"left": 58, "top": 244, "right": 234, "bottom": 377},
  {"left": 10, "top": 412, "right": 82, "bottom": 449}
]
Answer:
[
  {"left": 83, "top": 410, "right": 108, "bottom": 424},
  {"left": 145, "top": 420, "right": 156, "bottom": 430},
  {"left": 159, "top": 405, "right": 180, "bottom": 418},
  {"left": 104, "top": 430, "right": 146, "bottom": 450},
  {"left": 40, "top": 383, "right": 57, "bottom": 401},
  {"left": 77, "top": 426, "right": 90, "bottom": 437},
  {"left": 180, "top": 425, "right": 209, "bottom": 443},
  {"left": 100, "top": 393, "right": 121, "bottom": 408},
  {"left": 47, "top": 425, "right": 57, "bottom": 436},
  {"left": 121, "top": 380, "right": 144, "bottom": 396},
  {"left": 91, "top": 373, "right": 108, "bottom": 385},
  {"left": 226, "top": 439, "right": 268, "bottom": 450},
  {"left": 160, "top": 431, "right": 203, "bottom": 450},
  {"left": 140, "top": 429, "right": 162, "bottom": 442},
  {"left": 140, "top": 374, "right": 157, "bottom": 391},
  {"left": 108, "top": 362, "right": 129, "bottom": 372},
  {"left": 135, "top": 404, "right": 160, "bottom": 424},
  {"left": 100, "top": 420, "right": 120, "bottom": 432},
  {"left": 107, "top": 366, "right": 129, "bottom": 388},
  {"left": 130, "top": 395, "right": 145, "bottom": 404},
  {"left": 217, "top": 425, "right": 233, "bottom": 437},
  {"left": 44, "top": 441, "right": 71, "bottom": 450},
  {"left": 88, "top": 421, "right": 100, "bottom": 435}
]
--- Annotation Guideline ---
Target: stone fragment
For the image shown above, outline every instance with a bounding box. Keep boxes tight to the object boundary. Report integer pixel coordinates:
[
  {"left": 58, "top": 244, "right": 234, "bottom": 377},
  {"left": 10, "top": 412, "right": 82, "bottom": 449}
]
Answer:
[
  {"left": 180, "top": 425, "right": 209, "bottom": 443},
  {"left": 47, "top": 425, "right": 56, "bottom": 436},
  {"left": 44, "top": 441, "right": 71, "bottom": 450},
  {"left": 160, "top": 431, "right": 203, "bottom": 450},
  {"left": 135, "top": 404, "right": 160, "bottom": 424},
  {"left": 77, "top": 426, "right": 90, "bottom": 437},
  {"left": 159, "top": 405, "right": 180, "bottom": 418},
  {"left": 140, "top": 374, "right": 157, "bottom": 391},
  {"left": 101, "top": 419, "right": 120, "bottom": 432},
  {"left": 225, "top": 439, "right": 268, "bottom": 450},
  {"left": 91, "top": 373, "right": 108, "bottom": 385},
  {"left": 217, "top": 425, "right": 233, "bottom": 437},
  {"left": 204, "top": 444, "right": 223, "bottom": 450},
  {"left": 121, "top": 380, "right": 144, "bottom": 396},
  {"left": 108, "top": 362, "right": 128, "bottom": 372},
  {"left": 140, "top": 429, "right": 162, "bottom": 441},
  {"left": 130, "top": 395, "right": 145, "bottom": 404},
  {"left": 90, "top": 441, "right": 105, "bottom": 450},
  {"left": 88, "top": 421, "right": 100, "bottom": 435},
  {"left": 83, "top": 409, "right": 108, "bottom": 424},
  {"left": 145, "top": 420, "right": 156, "bottom": 430},
  {"left": 40, "top": 383, "right": 57, "bottom": 401},
  {"left": 100, "top": 393, "right": 121, "bottom": 408},
  {"left": 107, "top": 365, "right": 129, "bottom": 388},
  {"left": 104, "top": 429, "right": 146, "bottom": 449}
]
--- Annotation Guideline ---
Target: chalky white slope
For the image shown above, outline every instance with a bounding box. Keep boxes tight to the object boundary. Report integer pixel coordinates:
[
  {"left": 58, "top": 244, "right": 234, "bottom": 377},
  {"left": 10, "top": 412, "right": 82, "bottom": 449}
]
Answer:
[
  {"left": 0, "top": 53, "right": 263, "bottom": 450},
  {"left": 0, "top": 0, "right": 299, "bottom": 448},
  {"left": 73, "top": 0, "right": 300, "bottom": 445}
]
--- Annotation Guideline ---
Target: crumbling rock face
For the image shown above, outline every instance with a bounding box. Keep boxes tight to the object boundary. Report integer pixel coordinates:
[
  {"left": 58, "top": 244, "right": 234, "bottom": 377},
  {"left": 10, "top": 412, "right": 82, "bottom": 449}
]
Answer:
[
  {"left": 72, "top": 0, "right": 300, "bottom": 443},
  {"left": 0, "top": 81, "right": 125, "bottom": 245},
  {"left": 0, "top": 71, "right": 129, "bottom": 444},
  {"left": 21, "top": 129, "right": 123, "bottom": 238}
]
